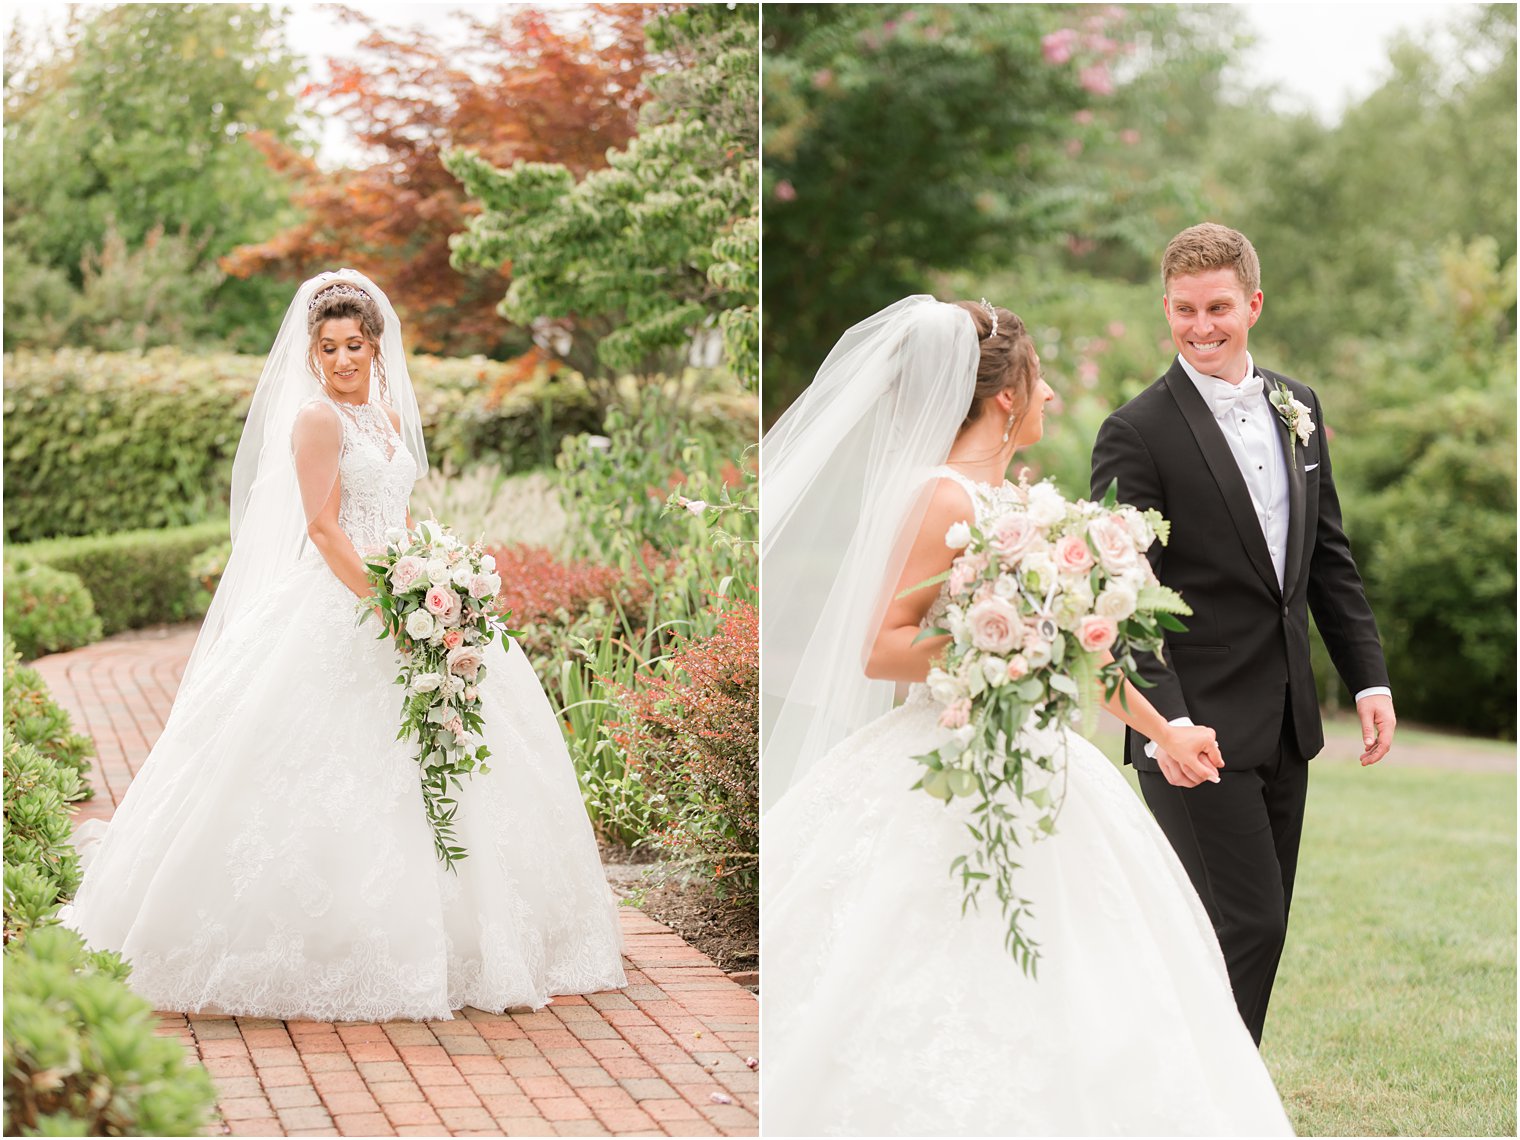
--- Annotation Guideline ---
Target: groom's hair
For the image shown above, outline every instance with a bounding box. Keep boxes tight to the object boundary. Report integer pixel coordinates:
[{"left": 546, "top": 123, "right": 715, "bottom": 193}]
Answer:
[{"left": 1162, "top": 223, "right": 1261, "bottom": 297}]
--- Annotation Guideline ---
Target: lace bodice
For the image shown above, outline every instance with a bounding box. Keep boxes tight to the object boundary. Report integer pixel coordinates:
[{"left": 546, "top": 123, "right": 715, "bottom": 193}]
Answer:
[{"left": 310, "top": 396, "right": 416, "bottom": 553}]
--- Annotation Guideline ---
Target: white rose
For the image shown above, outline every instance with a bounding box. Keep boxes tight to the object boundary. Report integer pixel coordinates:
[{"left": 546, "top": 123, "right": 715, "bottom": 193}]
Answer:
[
  {"left": 927, "top": 666, "right": 963, "bottom": 705},
  {"left": 443, "top": 674, "right": 466, "bottom": 696},
  {"left": 410, "top": 671, "right": 442, "bottom": 693},
  {"left": 426, "top": 558, "right": 451, "bottom": 586},
  {"left": 981, "top": 656, "right": 1009, "bottom": 687},
  {"left": 950, "top": 724, "right": 976, "bottom": 749},
  {"left": 945, "top": 521, "right": 972, "bottom": 550},
  {"left": 480, "top": 554, "right": 496, "bottom": 573},
  {"left": 450, "top": 563, "right": 474, "bottom": 588},
  {"left": 405, "top": 610, "right": 436, "bottom": 639},
  {"left": 993, "top": 574, "right": 1019, "bottom": 600},
  {"left": 486, "top": 572, "right": 502, "bottom": 596},
  {"left": 1052, "top": 580, "right": 1095, "bottom": 631},
  {"left": 1026, "top": 482, "right": 1067, "bottom": 528},
  {"left": 1022, "top": 550, "right": 1056, "bottom": 593},
  {"left": 417, "top": 519, "right": 444, "bottom": 544},
  {"left": 1024, "top": 637, "right": 1053, "bottom": 670},
  {"left": 1096, "top": 584, "right": 1138, "bottom": 621},
  {"left": 1121, "top": 507, "right": 1153, "bottom": 548},
  {"left": 384, "top": 526, "right": 407, "bottom": 547}
]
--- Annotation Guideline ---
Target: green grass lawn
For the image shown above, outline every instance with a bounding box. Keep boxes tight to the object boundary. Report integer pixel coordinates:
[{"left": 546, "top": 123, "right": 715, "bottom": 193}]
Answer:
[{"left": 1095, "top": 717, "right": 1516, "bottom": 1136}]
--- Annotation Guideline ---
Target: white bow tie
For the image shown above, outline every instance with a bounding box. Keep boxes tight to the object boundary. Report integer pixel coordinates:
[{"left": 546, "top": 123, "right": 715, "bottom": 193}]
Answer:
[{"left": 1209, "top": 372, "right": 1264, "bottom": 418}]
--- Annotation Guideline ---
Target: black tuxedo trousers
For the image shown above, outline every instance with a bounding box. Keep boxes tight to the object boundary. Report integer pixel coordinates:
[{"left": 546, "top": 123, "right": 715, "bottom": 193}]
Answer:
[{"left": 1091, "top": 361, "right": 1389, "bottom": 1044}]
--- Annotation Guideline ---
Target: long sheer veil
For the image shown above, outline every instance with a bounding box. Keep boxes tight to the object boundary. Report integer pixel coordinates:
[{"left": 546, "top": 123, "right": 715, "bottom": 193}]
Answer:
[
  {"left": 760, "top": 296, "right": 980, "bottom": 807},
  {"left": 181, "top": 269, "right": 427, "bottom": 690}
]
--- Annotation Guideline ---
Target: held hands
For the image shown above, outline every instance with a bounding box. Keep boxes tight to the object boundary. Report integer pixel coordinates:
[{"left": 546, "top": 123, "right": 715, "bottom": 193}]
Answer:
[
  {"left": 1154, "top": 724, "right": 1224, "bottom": 788},
  {"left": 1356, "top": 693, "right": 1396, "bottom": 766}
]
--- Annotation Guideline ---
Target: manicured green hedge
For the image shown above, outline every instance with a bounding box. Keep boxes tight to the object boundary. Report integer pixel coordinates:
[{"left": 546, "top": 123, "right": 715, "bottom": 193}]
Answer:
[
  {"left": 10, "top": 522, "right": 228, "bottom": 637},
  {"left": 3, "top": 348, "right": 610, "bottom": 543}
]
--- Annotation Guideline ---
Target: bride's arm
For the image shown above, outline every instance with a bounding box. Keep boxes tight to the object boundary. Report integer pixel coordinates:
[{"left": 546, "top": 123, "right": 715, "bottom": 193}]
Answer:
[
  {"left": 293, "top": 404, "right": 373, "bottom": 601},
  {"left": 864, "top": 480, "right": 974, "bottom": 683},
  {"left": 1097, "top": 651, "right": 1223, "bottom": 784}
]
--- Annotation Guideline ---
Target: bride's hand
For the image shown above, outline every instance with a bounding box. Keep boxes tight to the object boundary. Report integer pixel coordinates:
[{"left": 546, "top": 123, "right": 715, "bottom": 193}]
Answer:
[{"left": 1156, "top": 724, "right": 1224, "bottom": 787}]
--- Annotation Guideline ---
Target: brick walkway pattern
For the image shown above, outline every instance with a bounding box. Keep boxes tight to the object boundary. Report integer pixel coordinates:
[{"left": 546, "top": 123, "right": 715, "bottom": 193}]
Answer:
[{"left": 35, "top": 627, "right": 759, "bottom": 1137}]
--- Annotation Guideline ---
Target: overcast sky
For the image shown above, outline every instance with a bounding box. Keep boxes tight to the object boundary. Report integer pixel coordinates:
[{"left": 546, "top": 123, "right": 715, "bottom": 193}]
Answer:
[{"left": 5, "top": 2, "right": 1481, "bottom": 167}]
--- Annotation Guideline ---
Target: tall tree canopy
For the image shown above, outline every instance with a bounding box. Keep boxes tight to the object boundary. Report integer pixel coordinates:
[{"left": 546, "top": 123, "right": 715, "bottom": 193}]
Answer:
[
  {"left": 3, "top": 4, "right": 304, "bottom": 350},
  {"left": 224, "top": 5, "right": 658, "bottom": 358}
]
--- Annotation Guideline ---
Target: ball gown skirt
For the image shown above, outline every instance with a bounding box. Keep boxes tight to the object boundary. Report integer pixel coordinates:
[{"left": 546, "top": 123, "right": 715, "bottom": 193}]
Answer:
[
  {"left": 60, "top": 549, "right": 627, "bottom": 1022},
  {"left": 761, "top": 692, "right": 1294, "bottom": 1136}
]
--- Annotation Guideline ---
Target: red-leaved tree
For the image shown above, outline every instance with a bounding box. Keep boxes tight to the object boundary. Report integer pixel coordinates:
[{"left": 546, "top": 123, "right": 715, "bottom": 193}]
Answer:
[{"left": 224, "top": 5, "right": 664, "bottom": 356}]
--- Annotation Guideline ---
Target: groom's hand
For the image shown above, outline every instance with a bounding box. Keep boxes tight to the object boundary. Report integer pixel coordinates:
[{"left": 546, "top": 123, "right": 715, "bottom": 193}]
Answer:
[
  {"left": 1154, "top": 725, "right": 1224, "bottom": 788},
  {"left": 1356, "top": 693, "right": 1396, "bottom": 766}
]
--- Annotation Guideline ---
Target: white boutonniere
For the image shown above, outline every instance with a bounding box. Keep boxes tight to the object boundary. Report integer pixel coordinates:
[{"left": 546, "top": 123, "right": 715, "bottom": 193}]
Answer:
[{"left": 1267, "top": 380, "right": 1315, "bottom": 469}]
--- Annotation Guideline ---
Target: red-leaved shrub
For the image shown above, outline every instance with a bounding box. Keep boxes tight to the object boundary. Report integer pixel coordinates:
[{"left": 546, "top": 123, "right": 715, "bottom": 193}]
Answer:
[{"left": 609, "top": 601, "right": 758, "bottom": 899}]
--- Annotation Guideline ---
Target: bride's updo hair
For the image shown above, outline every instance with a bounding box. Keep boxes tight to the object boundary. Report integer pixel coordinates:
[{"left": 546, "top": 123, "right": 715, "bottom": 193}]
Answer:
[
  {"left": 306, "top": 282, "right": 388, "bottom": 397},
  {"left": 952, "top": 300, "right": 1038, "bottom": 434}
]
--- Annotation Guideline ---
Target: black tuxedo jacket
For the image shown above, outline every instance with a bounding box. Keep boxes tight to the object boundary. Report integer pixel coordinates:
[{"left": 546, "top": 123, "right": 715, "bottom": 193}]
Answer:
[{"left": 1090, "top": 359, "right": 1389, "bottom": 772}]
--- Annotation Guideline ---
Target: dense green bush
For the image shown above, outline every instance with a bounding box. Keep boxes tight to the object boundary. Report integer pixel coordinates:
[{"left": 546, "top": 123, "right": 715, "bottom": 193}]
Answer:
[
  {"left": 2, "top": 732, "right": 82, "bottom": 944},
  {"left": 4, "top": 926, "right": 218, "bottom": 1136},
  {"left": 3, "top": 640, "right": 93, "bottom": 801},
  {"left": 2, "top": 566, "right": 103, "bottom": 662},
  {"left": 2, "top": 348, "right": 745, "bottom": 542},
  {"left": 11, "top": 522, "right": 228, "bottom": 637}
]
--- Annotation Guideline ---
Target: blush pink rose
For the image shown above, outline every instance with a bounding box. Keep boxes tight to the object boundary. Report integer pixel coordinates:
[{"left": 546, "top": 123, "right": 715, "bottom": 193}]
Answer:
[
  {"left": 390, "top": 555, "right": 426, "bottom": 591},
  {"left": 1054, "top": 534, "right": 1095, "bottom": 575},
  {"left": 468, "top": 573, "right": 494, "bottom": 600},
  {"left": 947, "top": 551, "right": 987, "bottom": 596},
  {"left": 1089, "top": 515, "right": 1138, "bottom": 573},
  {"left": 425, "top": 585, "right": 462, "bottom": 626},
  {"left": 441, "top": 628, "right": 464, "bottom": 650},
  {"left": 967, "top": 597, "right": 1024, "bottom": 654},
  {"left": 1077, "top": 615, "right": 1119, "bottom": 653},
  {"left": 938, "top": 698, "right": 972, "bottom": 729},
  {"left": 447, "top": 645, "right": 486, "bottom": 681},
  {"left": 988, "top": 512, "right": 1039, "bottom": 561},
  {"left": 1006, "top": 655, "right": 1029, "bottom": 681}
]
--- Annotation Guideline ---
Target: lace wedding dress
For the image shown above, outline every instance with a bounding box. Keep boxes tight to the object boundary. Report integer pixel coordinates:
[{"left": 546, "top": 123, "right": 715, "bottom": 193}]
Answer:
[
  {"left": 61, "top": 394, "right": 626, "bottom": 1021},
  {"left": 762, "top": 468, "right": 1293, "bottom": 1136}
]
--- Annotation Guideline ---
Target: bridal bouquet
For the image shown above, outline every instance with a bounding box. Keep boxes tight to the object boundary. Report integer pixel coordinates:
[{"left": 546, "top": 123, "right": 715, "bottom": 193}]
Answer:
[
  {"left": 911, "top": 475, "right": 1190, "bottom": 975},
  {"left": 362, "top": 521, "right": 514, "bottom": 870}
]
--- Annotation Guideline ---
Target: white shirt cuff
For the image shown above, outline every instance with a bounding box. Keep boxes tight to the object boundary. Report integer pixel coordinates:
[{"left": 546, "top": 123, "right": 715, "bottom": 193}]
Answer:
[
  {"left": 1144, "top": 716, "right": 1194, "bottom": 758},
  {"left": 1354, "top": 686, "right": 1391, "bottom": 703}
]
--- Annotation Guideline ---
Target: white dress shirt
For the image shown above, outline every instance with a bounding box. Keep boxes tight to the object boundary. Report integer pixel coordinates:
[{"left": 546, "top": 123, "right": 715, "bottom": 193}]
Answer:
[{"left": 1146, "top": 354, "right": 1389, "bottom": 758}]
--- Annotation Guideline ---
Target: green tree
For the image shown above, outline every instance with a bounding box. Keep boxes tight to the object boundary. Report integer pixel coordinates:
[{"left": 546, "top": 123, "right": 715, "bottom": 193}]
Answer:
[
  {"left": 3, "top": 4, "right": 304, "bottom": 350},
  {"left": 760, "top": 3, "right": 1240, "bottom": 420},
  {"left": 445, "top": 3, "right": 759, "bottom": 402}
]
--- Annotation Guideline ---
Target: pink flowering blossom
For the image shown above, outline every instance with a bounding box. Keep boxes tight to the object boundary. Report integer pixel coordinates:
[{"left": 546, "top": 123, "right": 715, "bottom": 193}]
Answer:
[
  {"left": 1042, "top": 28, "right": 1078, "bottom": 64},
  {"left": 939, "top": 698, "right": 972, "bottom": 730},
  {"left": 1074, "top": 109, "right": 1095, "bottom": 126},
  {"left": 774, "top": 180, "right": 798, "bottom": 202},
  {"left": 1078, "top": 64, "right": 1114, "bottom": 96},
  {"left": 1120, "top": 128, "right": 1141, "bottom": 146}
]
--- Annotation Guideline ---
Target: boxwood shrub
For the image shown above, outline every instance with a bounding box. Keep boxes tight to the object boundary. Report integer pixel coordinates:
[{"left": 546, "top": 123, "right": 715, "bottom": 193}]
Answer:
[{"left": 2, "top": 565, "right": 103, "bottom": 662}]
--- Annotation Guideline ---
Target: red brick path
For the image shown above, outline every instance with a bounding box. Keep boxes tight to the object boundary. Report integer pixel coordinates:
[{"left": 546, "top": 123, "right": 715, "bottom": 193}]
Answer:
[{"left": 35, "top": 627, "right": 759, "bottom": 1137}]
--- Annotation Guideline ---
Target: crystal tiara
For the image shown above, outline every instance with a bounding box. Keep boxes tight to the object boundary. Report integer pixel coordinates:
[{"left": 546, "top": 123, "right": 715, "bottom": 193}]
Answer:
[
  {"left": 978, "top": 298, "right": 999, "bottom": 338},
  {"left": 308, "top": 282, "right": 373, "bottom": 311}
]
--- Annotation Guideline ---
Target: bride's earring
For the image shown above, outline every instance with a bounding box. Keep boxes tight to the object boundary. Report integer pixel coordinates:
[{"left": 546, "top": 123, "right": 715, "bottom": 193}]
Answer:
[{"left": 1002, "top": 413, "right": 1016, "bottom": 444}]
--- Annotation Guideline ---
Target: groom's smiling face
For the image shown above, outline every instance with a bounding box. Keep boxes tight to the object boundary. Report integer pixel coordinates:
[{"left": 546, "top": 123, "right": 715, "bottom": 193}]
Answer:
[{"left": 1163, "top": 267, "right": 1264, "bottom": 383}]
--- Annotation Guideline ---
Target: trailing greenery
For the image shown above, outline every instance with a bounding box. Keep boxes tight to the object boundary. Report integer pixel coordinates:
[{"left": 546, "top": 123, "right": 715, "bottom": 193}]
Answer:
[
  {"left": 1, "top": 566, "right": 103, "bottom": 663},
  {"left": 3, "top": 640, "right": 93, "bottom": 802},
  {"left": 11, "top": 522, "right": 228, "bottom": 638}
]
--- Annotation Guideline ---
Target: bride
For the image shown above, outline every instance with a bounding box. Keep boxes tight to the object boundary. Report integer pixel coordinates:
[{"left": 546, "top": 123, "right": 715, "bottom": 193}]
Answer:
[
  {"left": 61, "top": 269, "right": 626, "bottom": 1021},
  {"left": 761, "top": 296, "right": 1293, "bottom": 1135}
]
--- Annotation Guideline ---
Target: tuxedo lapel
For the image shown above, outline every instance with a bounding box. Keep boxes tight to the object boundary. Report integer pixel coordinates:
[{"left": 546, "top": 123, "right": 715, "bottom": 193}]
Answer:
[
  {"left": 1268, "top": 371, "right": 1308, "bottom": 599},
  {"left": 1162, "top": 363, "right": 1281, "bottom": 597}
]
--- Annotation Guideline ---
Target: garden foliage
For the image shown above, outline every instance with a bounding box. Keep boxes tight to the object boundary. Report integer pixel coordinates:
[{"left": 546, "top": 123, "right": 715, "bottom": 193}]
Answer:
[
  {"left": 2, "top": 650, "right": 216, "bottom": 1135},
  {"left": 2, "top": 566, "right": 103, "bottom": 663}
]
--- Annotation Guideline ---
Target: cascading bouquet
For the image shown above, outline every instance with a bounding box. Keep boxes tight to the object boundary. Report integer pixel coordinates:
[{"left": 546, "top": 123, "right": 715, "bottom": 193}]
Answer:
[
  {"left": 361, "top": 520, "right": 514, "bottom": 869},
  {"left": 911, "top": 474, "right": 1191, "bottom": 975}
]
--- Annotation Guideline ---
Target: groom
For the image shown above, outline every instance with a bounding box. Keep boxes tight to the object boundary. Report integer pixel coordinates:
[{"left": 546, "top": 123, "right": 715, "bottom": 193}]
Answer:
[{"left": 1090, "top": 223, "right": 1396, "bottom": 1045}]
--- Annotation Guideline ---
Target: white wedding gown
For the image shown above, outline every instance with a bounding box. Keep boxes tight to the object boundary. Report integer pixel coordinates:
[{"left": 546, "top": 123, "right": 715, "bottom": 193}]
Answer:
[
  {"left": 61, "top": 395, "right": 626, "bottom": 1021},
  {"left": 762, "top": 470, "right": 1293, "bottom": 1136}
]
